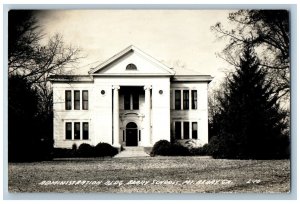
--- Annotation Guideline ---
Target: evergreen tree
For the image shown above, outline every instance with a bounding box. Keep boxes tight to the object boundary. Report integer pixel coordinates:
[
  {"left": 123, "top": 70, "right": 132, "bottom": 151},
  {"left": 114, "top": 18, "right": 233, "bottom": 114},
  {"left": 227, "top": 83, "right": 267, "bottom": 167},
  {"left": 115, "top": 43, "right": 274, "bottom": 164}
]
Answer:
[{"left": 211, "top": 46, "right": 289, "bottom": 159}]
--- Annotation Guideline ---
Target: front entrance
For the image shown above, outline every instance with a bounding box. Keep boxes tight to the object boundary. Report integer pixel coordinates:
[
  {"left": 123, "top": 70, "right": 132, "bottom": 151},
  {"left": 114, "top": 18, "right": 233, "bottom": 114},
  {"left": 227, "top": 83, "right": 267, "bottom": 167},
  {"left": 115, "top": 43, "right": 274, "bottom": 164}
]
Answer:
[{"left": 126, "top": 122, "right": 138, "bottom": 146}]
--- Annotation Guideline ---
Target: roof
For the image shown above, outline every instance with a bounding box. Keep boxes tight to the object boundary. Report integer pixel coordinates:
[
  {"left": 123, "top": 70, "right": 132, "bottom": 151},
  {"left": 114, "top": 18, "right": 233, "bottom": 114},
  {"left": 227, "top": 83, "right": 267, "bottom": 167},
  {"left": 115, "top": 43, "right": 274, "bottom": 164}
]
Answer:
[
  {"left": 48, "top": 75, "right": 93, "bottom": 82},
  {"left": 89, "top": 45, "right": 175, "bottom": 75}
]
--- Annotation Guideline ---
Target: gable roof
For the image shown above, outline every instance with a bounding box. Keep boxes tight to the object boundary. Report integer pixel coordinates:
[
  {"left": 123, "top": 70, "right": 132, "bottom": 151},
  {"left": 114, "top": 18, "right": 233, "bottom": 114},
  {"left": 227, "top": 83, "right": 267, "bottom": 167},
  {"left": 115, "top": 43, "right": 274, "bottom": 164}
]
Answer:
[{"left": 89, "top": 45, "right": 175, "bottom": 75}]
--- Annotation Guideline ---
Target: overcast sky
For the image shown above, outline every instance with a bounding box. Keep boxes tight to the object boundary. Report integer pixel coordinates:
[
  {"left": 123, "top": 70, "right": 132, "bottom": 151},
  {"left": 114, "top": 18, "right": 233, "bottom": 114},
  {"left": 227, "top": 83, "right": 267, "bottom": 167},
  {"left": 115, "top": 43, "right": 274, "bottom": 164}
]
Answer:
[{"left": 36, "top": 10, "right": 234, "bottom": 84}]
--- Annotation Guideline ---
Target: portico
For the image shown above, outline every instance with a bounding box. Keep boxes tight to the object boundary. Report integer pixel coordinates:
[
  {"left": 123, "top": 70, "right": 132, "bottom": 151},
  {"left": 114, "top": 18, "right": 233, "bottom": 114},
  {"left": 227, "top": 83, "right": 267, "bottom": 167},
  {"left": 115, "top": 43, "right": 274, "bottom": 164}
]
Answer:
[{"left": 112, "top": 85, "right": 153, "bottom": 148}]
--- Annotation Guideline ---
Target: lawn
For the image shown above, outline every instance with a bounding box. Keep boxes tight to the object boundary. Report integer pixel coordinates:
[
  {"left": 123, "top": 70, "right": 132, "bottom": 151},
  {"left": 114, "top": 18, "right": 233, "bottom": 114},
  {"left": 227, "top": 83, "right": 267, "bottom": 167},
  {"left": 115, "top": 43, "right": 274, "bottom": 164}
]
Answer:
[{"left": 8, "top": 157, "right": 290, "bottom": 193}]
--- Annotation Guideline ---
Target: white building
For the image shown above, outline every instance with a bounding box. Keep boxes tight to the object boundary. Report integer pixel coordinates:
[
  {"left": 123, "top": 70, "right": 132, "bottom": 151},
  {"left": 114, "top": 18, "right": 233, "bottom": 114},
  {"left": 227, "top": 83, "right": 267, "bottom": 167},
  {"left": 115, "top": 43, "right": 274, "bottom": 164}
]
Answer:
[{"left": 49, "top": 46, "right": 213, "bottom": 150}]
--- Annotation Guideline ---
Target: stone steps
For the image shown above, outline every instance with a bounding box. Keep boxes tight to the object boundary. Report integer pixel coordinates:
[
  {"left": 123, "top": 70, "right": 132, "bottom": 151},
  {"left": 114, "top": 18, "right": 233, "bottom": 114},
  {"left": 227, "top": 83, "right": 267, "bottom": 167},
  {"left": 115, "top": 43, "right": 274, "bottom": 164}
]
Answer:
[{"left": 114, "top": 147, "right": 150, "bottom": 158}]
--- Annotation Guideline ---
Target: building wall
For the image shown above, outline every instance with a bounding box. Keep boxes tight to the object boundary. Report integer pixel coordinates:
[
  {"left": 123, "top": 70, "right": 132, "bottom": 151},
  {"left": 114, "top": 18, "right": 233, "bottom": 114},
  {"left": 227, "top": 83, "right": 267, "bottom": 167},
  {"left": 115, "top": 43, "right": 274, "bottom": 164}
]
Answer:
[
  {"left": 52, "top": 82, "right": 96, "bottom": 148},
  {"left": 170, "top": 82, "right": 209, "bottom": 147},
  {"left": 52, "top": 76, "right": 171, "bottom": 148}
]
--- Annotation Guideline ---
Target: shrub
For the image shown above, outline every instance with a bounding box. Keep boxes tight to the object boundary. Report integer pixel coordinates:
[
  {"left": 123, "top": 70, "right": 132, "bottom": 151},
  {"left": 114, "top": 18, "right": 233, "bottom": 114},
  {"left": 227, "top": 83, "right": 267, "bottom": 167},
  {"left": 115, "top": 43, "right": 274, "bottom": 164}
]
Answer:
[
  {"left": 151, "top": 140, "right": 172, "bottom": 156},
  {"left": 190, "top": 144, "right": 209, "bottom": 156},
  {"left": 94, "top": 143, "right": 118, "bottom": 157},
  {"left": 77, "top": 143, "right": 95, "bottom": 157},
  {"left": 151, "top": 140, "right": 191, "bottom": 156},
  {"left": 171, "top": 143, "right": 191, "bottom": 156}
]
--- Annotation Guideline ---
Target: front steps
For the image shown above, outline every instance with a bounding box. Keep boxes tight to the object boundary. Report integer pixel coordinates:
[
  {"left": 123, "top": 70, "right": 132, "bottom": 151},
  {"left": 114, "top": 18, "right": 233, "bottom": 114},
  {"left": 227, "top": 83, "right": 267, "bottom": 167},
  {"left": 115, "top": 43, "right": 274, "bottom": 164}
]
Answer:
[{"left": 114, "top": 146, "right": 150, "bottom": 158}]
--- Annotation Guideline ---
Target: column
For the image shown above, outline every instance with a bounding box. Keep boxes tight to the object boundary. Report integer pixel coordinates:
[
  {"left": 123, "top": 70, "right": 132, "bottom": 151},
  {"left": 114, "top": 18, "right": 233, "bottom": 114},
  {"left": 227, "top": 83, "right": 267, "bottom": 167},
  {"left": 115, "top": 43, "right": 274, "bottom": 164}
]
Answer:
[
  {"left": 112, "top": 85, "right": 120, "bottom": 147},
  {"left": 143, "top": 85, "right": 152, "bottom": 146}
]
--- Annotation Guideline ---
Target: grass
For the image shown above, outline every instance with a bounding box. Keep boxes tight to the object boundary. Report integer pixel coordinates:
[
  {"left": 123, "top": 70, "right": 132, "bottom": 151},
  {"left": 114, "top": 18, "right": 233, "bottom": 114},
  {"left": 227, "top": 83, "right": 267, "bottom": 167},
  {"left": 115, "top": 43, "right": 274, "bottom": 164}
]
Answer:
[{"left": 8, "top": 157, "right": 290, "bottom": 193}]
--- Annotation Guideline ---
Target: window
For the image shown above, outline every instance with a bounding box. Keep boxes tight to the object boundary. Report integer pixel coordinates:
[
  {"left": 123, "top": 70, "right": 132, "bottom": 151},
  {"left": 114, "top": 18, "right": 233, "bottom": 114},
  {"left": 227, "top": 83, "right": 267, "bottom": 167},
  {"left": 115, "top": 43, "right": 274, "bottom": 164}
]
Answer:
[
  {"left": 175, "top": 122, "right": 181, "bottom": 139},
  {"left": 74, "top": 91, "right": 80, "bottom": 110},
  {"left": 124, "top": 93, "right": 139, "bottom": 110},
  {"left": 175, "top": 90, "right": 181, "bottom": 110},
  {"left": 83, "top": 122, "right": 89, "bottom": 140},
  {"left": 183, "top": 122, "right": 189, "bottom": 139},
  {"left": 74, "top": 122, "right": 80, "bottom": 140},
  {"left": 65, "top": 122, "right": 72, "bottom": 140},
  {"left": 82, "top": 90, "right": 88, "bottom": 110},
  {"left": 192, "top": 90, "right": 197, "bottom": 109},
  {"left": 126, "top": 63, "right": 137, "bottom": 70},
  {"left": 192, "top": 122, "right": 198, "bottom": 139},
  {"left": 183, "top": 90, "right": 189, "bottom": 110},
  {"left": 132, "top": 93, "right": 139, "bottom": 110},
  {"left": 65, "top": 91, "right": 72, "bottom": 110},
  {"left": 124, "top": 93, "right": 130, "bottom": 110}
]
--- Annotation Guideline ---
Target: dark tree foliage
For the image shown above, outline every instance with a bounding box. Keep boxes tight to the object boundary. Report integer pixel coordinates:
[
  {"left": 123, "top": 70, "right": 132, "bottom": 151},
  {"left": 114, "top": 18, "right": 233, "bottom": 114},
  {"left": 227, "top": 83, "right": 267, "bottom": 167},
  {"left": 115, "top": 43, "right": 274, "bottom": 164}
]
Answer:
[
  {"left": 8, "top": 10, "right": 80, "bottom": 161},
  {"left": 211, "top": 47, "right": 289, "bottom": 159},
  {"left": 8, "top": 75, "right": 53, "bottom": 162},
  {"left": 212, "top": 10, "right": 290, "bottom": 100}
]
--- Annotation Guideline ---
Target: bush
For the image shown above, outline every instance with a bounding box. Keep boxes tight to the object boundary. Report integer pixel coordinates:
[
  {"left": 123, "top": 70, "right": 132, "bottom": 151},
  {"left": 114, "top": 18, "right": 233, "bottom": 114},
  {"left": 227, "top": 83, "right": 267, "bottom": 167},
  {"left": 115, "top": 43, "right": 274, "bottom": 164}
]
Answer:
[
  {"left": 151, "top": 140, "right": 191, "bottom": 156},
  {"left": 151, "top": 140, "right": 172, "bottom": 156},
  {"left": 77, "top": 143, "right": 95, "bottom": 157},
  {"left": 94, "top": 143, "right": 118, "bottom": 157},
  {"left": 171, "top": 143, "right": 190, "bottom": 156},
  {"left": 190, "top": 144, "right": 210, "bottom": 156}
]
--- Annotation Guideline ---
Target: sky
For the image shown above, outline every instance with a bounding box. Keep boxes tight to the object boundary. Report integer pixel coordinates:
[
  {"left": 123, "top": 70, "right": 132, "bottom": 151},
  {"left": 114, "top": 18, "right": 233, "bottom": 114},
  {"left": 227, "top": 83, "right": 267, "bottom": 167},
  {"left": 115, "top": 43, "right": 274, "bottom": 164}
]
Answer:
[{"left": 35, "top": 10, "right": 234, "bottom": 86}]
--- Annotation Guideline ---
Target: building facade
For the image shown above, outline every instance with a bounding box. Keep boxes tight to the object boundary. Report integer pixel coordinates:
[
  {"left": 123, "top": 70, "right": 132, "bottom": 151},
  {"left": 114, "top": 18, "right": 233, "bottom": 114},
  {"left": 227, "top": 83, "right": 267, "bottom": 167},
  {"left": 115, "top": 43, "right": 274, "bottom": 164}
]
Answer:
[{"left": 49, "top": 46, "right": 213, "bottom": 149}]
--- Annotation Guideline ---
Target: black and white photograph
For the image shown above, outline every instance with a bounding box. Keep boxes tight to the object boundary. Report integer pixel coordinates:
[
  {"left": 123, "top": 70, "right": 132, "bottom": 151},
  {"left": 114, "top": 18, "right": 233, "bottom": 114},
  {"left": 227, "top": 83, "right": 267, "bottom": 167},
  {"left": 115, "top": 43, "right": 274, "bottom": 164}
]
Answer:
[{"left": 5, "top": 5, "right": 293, "bottom": 197}]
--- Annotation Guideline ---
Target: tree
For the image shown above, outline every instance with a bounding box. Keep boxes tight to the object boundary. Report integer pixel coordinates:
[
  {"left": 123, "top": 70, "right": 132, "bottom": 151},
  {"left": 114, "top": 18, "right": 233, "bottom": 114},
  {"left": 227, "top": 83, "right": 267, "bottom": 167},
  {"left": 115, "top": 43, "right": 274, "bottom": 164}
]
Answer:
[
  {"left": 8, "top": 10, "right": 81, "bottom": 161},
  {"left": 8, "top": 75, "right": 52, "bottom": 161},
  {"left": 210, "top": 46, "right": 289, "bottom": 159},
  {"left": 211, "top": 10, "right": 290, "bottom": 100},
  {"left": 8, "top": 10, "right": 80, "bottom": 115}
]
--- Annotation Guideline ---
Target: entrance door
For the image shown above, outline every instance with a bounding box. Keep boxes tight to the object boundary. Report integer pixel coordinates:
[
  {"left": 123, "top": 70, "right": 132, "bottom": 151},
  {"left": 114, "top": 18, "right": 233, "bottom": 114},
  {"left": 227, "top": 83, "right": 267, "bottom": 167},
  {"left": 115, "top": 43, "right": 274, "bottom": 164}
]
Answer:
[{"left": 126, "top": 122, "right": 138, "bottom": 146}]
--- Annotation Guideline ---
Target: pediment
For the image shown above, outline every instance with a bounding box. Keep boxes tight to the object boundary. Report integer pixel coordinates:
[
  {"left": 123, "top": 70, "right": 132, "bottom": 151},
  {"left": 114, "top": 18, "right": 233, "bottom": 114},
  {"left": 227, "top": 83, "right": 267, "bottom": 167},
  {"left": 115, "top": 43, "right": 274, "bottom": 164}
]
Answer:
[{"left": 89, "top": 45, "right": 175, "bottom": 76}]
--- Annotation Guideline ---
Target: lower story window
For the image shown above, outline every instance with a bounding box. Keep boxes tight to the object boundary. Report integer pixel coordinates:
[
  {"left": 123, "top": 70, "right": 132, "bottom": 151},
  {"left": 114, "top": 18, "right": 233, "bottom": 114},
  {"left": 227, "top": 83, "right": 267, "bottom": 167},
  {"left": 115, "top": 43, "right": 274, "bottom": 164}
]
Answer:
[
  {"left": 183, "top": 122, "right": 189, "bottom": 139},
  {"left": 83, "top": 122, "right": 89, "bottom": 140},
  {"left": 74, "top": 122, "right": 80, "bottom": 140},
  {"left": 192, "top": 122, "right": 198, "bottom": 139},
  {"left": 175, "top": 122, "right": 181, "bottom": 139},
  {"left": 65, "top": 122, "right": 89, "bottom": 140},
  {"left": 65, "top": 122, "right": 72, "bottom": 140}
]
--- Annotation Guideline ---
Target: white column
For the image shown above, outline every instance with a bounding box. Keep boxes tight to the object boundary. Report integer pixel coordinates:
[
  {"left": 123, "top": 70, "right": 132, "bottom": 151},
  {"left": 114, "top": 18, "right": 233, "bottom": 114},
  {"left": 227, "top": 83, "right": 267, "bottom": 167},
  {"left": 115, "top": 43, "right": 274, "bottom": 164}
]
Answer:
[
  {"left": 143, "top": 85, "right": 152, "bottom": 146},
  {"left": 113, "top": 85, "right": 120, "bottom": 147}
]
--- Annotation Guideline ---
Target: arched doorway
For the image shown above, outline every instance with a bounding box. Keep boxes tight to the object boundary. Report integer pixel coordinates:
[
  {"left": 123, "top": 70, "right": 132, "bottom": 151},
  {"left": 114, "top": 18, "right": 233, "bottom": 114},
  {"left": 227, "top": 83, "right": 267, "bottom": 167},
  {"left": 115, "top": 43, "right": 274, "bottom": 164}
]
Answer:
[{"left": 126, "top": 122, "right": 138, "bottom": 146}]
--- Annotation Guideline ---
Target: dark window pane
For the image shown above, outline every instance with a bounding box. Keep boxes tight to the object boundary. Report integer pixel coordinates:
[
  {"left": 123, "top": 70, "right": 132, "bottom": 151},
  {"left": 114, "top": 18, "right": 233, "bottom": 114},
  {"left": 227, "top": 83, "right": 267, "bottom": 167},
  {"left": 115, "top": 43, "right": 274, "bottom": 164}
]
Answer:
[
  {"left": 192, "top": 122, "right": 197, "bottom": 139},
  {"left": 175, "top": 90, "right": 181, "bottom": 110},
  {"left": 74, "top": 91, "right": 80, "bottom": 110},
  {"left": 183, "top": 90, "right": 189, "bottom": 110},
  {"left": 126, "top": 63, "right": 137, "bottom": 70},
  {"left": 65, "top": 91, "right": 72, "bottom": 110},
  {"left": 192, "top": 90, "right": 197, "bottom": 110},
  {"left": 124, "top": 94, "right": 130, "bottom": 110},
  {"left": 175, "top": 122, "right": 181, "bottom": 140},
  {"left": 66, "top": 122, "right": 72, "bottom": 140},
  {"left": 132, "top": 93, "right": 139, "bottom": 110},
  {"left": 83, "top": 122, "right": 89, "bottom": 140},
  {"left": 183, "top": 122, "right": 189, "bottom": 139},
  {"left": 139, "top": 130, "right": 141, "bottom": 141},
  {"left": 82, "top": 90, "right": 88, "bottom": 110},
  {"left": 74, "top": 122, "right": 80, "bottom": 140}
]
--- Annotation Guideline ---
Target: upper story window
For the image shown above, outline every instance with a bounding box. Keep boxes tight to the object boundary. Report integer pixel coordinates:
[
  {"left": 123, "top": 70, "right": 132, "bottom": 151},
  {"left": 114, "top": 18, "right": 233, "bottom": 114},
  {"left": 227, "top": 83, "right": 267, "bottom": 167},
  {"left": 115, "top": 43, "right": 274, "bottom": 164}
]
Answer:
[
  {"left": 173, "top": 89, "right": 197, "bottom": 110},
  {"left": 82, "top": 90, "right": 88, "bottom": 110},
  {"left": 132, "top": 93, "right": 139, "bottom": 110},
  {"left": 183, "top": 90, "right": 189, "bottom": 110},
  {"left": 124, "top": 93, "right": 139, "bottom": 110},
  {"left": 65, "top": 91, "right": 72, "bottom": 110},
  {"left": 126, "top": 63, "right": 137, "bottom": 70},
  {"left": 192, "top": 90, "right": 197, "bottom": 109},
  {"left": 174, "top": 90, "right": 181, "bottom": 110},
  {"left": 65, "top": 90, "right": 88, "bottom": 110},
  {"left": 74, "top": 91, "right": 80, "bottom": 110}
]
